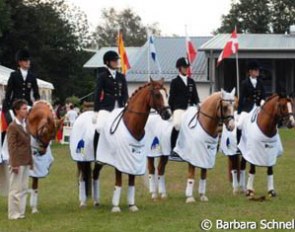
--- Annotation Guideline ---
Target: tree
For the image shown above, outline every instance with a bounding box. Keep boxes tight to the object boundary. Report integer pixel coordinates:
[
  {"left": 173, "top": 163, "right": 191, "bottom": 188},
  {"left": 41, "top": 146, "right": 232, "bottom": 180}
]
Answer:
[
  {"left": 216, "top": 0, "right": 271, "bottom": 33},
  {"left": 0, "top": 0, "right": 11, "bottom": 37},
  {"left": 270, "top": 0, "right": 295, "bottom": 33},
  {"left": 0, "top": 0, "right": 94, "bottom": 101},
  {"left": 92, "top": 8, "right": 161, "bottom": 47}
]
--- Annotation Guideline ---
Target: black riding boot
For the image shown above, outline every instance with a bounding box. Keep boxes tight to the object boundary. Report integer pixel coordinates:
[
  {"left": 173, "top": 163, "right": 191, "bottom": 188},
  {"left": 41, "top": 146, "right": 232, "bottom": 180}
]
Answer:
[{"left": 170, "top": 127, "right": 179, "bottom": 150}]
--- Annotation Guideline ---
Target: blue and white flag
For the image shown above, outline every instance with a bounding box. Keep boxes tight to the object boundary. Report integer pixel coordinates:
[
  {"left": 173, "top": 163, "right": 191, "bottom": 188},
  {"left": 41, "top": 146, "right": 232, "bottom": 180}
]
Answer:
[{"left": 149, "top": 35, "right": 161, "bottom": 73}]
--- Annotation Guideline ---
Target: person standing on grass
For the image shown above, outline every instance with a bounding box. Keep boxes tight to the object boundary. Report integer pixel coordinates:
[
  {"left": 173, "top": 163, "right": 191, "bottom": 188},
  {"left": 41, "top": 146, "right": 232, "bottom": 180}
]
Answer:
[{"left": 7, "top": 99, "right": 32, "bottom": 220}]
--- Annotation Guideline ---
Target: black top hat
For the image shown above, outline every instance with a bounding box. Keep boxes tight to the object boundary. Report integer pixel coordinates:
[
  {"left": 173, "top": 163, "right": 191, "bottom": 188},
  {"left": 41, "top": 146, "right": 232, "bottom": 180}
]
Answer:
[
  {"left": 247, "top": 61, "right": 260, "bottom": 70},
  {"left": 176, "top": 57, "right": 190, "bottom": 68},
  {"left": 15, "top": 49, "right": 30, "bottom": 62}
]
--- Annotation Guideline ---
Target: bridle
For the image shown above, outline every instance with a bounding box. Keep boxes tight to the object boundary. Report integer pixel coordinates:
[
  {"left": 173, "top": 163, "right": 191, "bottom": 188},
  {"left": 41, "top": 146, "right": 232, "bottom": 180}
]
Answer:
[
  {"left": 125, "top": 85, "right": 169, "bottom": 118},
  {"left": 198, "top": 98, "right": 235, "bottom": 125}
]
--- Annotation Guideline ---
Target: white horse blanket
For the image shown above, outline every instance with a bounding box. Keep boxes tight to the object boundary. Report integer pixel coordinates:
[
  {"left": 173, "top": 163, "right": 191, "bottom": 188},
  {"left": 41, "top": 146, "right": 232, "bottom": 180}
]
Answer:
[
  {"left": 174, "top": 107, "right": 219, "bottom": 169},
  {"left": 219, "top": 112, "right": 238, "bottom": 156},
  {"left": 96, "top": 109, "right": 147, "bottom": 175},
  {"left": 238, "top": 108, "right": 283, "bottom": 167},
  {"left": 70, "top": 111, "right": 96, "bottom": 162},
  {"left": 145, "top": 112, "right": 173, "bottom": 157}
]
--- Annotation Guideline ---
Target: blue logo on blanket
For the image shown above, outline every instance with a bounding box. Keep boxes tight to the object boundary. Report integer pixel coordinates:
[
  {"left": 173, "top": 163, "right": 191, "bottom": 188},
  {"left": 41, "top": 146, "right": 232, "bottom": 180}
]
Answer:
[
  {"left": 76, "top": 139, "right": 85, "bottom": 155},
  {"left": 226, "top": 137, "right": 230, "bottom": 148},
  {"left": 151, "top": 137, "right": 160, "bottom": 152},
  {"left": 265, "top": 144, "right": 274, "bottom": 149}
]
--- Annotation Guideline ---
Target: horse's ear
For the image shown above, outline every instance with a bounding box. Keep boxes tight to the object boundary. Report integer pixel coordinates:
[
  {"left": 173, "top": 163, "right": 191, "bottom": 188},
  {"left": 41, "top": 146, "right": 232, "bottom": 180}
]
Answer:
[
  {"left": 159, "top": 78, "right": 164, "bottom": 86},
  {"left": 149, "top": 76, "right": 154, "bottom": 83},
  {"left": 221, "top": 88, "right": 225, "bottom": 98},
  {"left": 230, "top": 88, "right": 236, "bottom": 96}
]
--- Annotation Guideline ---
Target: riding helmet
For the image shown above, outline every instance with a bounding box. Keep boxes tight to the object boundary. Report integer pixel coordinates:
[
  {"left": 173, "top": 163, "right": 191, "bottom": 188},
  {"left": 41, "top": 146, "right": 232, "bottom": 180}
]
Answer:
[
  {"left": 103, "top": 50, "right": 120, "bottom": 64},
  {"left": 176, "top": 57, "right": 190, "bottom": 68},
  {"left": 15, "top": 49, "right": 30, "bottom": 62}
]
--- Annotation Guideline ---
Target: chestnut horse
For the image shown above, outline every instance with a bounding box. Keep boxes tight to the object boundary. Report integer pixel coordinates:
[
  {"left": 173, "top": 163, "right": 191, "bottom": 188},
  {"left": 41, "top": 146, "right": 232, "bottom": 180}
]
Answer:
[
  {"left": 94, "top": 79, "right": 171, "bottom": 212},
  {"left": 26, "top": 100, "right": 56, "bottom": 213},
  {"left": 238, "top": 94, "right": 294, "bottom": 198}
]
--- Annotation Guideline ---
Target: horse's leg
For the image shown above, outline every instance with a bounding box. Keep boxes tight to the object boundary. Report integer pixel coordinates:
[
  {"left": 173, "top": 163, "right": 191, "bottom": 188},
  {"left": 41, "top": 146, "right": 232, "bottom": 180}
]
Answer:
[
  {"left": 128, "top": 174, "right": 139, "bottom": 212},
  {"left": 267, "top": 166, "right": 276, "bottom": 197},
  {"left": 92, "top": 162, "right": 103, "bottom": 207},
  {"left": 30, "top": 177, "right": 39, "bottom": 213},
  {"left": 158, "top": 156, "right": 169, "bottom": 199},
  {"left": 199, "top": 168, "right": 208, "bottom": 202},
  {"left": 185, "top": 164, "right": 196, "bottom": 203},
  {"left": 229, "top": 155, "right": 239, "bottom": 195},
  {"left": 239, "top": 156, "right": 247, "bottom": 193},
  {"left": 77, "top": 162, "right": 88, "bottom": 208},
  {"left": 111, "top": 169, "right": 122, "bottom": 213},
  {"left": 246, "top": 163, "right": 256, "bottom": 197},
  {"left": 147, "top": 157, "right": 157, "bottom": 199}
]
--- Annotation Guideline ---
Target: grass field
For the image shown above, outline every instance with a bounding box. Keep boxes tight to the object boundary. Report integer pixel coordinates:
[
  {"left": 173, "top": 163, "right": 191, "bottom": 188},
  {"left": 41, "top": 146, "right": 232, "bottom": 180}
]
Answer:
[{"left": 0, "top": 129, "right": 295, "bottom": 232}]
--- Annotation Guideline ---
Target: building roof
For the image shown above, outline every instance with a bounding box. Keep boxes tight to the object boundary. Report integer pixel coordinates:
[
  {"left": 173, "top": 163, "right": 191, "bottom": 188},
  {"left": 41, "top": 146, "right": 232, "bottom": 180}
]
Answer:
[
  {"left": 83, "top": 47, "right": 141, "bottom": 68},
  {"left": 126, "top": 36, "right": 212, "bottom": 82},
  {"left": 83, "top": 36, "right": 213, "bottom": 83},
  {"left": 0, "top": 65, "right": 54, "bottom": 89},
  {"left": 200, "top": 33, "right": 295, "bottom": 51}
]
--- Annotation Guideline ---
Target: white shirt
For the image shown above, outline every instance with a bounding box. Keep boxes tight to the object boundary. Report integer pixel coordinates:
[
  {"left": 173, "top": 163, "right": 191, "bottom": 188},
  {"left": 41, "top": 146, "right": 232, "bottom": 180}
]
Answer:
[
  {"left": 249, "top": 76, "right": 257, "bottom": 88},
  {"left": 179, "top": 74, "right": 188, "bottom": 86},
  {"left": 66, "top": 110, "right": 78, "bottom": 126},
  {"left": 107, "top": 67, "right": 117, "bottom": 79},
  {"left": 15, "top": 117, "right": 26, "bottom": 131},
  {"left": 20, "top": 68, "right": 28, "bottom": 81}
]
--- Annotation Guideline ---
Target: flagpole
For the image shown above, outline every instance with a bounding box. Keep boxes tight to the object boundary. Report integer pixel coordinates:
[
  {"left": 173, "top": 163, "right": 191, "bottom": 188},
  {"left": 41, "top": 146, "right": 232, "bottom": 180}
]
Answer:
[
  {"left": 147, "top": 29, "right": 151, "bottom": 81},
  {"left": 235, "top": 26, "right": 240, "bottom": 98}
]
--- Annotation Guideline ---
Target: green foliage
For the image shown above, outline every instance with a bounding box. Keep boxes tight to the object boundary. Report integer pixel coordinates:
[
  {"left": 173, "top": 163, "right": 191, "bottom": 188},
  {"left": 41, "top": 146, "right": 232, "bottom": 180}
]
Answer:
[
  {"left": 92, "top": 7, "right": 161, "bottom": 47},
  {"left": 217, "top": 0, "right": 271, "bottom": 33},
  {"left": 0, "top": 0, "right": 93, "bottom": 101},
  {"left": 65, "top": 95, "right": 80, "bottom": 107}
]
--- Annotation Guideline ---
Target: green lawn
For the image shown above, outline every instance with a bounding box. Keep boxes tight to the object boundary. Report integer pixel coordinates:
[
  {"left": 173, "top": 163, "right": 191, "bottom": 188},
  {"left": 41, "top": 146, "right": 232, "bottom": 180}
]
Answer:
[{"left": 0, "top": 129, "right": 295, "bottom": 232}]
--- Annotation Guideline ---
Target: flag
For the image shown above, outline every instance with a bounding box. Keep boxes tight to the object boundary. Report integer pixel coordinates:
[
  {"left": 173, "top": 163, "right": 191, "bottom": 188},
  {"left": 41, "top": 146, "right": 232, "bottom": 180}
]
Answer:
[
  {"left": 149, "top": 34, "right": 162, "bottom": 73},
  {"left": 117, "top": 31, "right": 131, "bottom": 74},
  {"left": 0, "top": 111, "right": 8, "bottom": 133},
  {"left": 186, "top": 35, "right": 197, "bottom": 77},
  {"left": 217, "top": 28, "right": 239, "bottom": 66}
]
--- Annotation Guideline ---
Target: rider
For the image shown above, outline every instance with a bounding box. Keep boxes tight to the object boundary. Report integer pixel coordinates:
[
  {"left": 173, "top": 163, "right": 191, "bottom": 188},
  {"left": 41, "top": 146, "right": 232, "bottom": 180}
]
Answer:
[
  {"left": 169, "top": 57, "right": 200, "bottom": 151},
  {"left": 237, "top": 60, "right": 266, "bottom": 194},
  {"left": 86, "top": 50, "right": 128, "bottom": 207}
]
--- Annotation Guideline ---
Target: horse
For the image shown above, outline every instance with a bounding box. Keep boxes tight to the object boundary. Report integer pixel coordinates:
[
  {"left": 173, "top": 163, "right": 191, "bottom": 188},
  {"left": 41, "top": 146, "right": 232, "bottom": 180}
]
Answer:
[
  {"left": 146, "top": 88, "right": 236, "bottom": 202},
  {"left": 70, "top": 78, "right": 171, "bottom": 212},
  {"left": 238, "top": 94, "right": 295, "bottom": 199},
  {"left": 26, "top": 100, "right": 57, "bottom": 213}
]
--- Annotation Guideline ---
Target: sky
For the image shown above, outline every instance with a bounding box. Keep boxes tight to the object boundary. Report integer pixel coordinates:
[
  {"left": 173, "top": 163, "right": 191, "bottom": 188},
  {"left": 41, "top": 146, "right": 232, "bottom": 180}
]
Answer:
[{"left": 65, "top": 0, "right": 233, "bottom": 36}]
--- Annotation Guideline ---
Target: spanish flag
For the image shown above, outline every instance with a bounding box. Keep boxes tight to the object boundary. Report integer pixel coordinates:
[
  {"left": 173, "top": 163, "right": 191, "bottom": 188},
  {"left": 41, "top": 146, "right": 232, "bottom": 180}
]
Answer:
[
  {"left": 117, "top": 31, "right": 131, "bottom": 75},
  {"left": 0, "top": 112, "right": 8, "bottom": 133}
]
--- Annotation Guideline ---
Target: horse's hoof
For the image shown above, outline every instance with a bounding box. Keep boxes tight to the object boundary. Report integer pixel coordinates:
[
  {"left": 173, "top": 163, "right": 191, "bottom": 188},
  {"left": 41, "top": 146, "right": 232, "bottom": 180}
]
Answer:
[
  {"left": 200, "top": 195, "right": 209, "bottom": 202},
  {"left": 93, "top": 201, "right": 100, "bottom": 207},
  {"left": 246, "top": 189, "right": 255, "bottom": 198},
  {"left": 32, "top": 208, "right": 39, "bottom": 214},
  {"left": 160, "top": 193, "right": 167, "bottom": 199},
  {"left": 151, "top": 192, "right": 158, "bottom": 200},
  {"left": 129, "top": 205, "right": 139, "bottom": 212},
  {"left": 111, "top": 206, "right": 121, "bottom": 213},
  {"left": 186, "top": 197, "right": 196, "bottom": 203},
  {"left": 268, "top": 190, "right": 277, "bottom": 198},
  {"left": 79, "top": 202, "right": 87, "bottom": 208}
]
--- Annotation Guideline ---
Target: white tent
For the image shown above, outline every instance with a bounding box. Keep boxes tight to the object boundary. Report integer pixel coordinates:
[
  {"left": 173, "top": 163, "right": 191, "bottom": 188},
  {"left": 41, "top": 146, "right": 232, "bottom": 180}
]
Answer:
[{"left": 0, "top": 65, "right": 54, "bottom": 103}]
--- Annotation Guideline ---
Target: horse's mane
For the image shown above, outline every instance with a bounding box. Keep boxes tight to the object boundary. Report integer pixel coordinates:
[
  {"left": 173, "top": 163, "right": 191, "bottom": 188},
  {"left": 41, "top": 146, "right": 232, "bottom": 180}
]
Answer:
[
  {"left": 33, "top": 100, "right": 55, "bottom": 119},
  {"left": 127, "top": 82, "right": 151, "bottom": 104}
]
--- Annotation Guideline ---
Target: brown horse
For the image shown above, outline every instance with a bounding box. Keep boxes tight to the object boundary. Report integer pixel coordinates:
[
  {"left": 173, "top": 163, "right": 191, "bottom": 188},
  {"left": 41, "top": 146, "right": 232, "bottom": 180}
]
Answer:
[
  {"left": 238, "top": 94, "right": 294, "bottom": 198},
  {"left": 26, "top": 100, "right": 57, "bottom": 213},
  {"left": 182, "top": 89, "right": 235, "bottom": 203},
  {"left": 94, "top": 78, "right": 171, "bottom": 212}
]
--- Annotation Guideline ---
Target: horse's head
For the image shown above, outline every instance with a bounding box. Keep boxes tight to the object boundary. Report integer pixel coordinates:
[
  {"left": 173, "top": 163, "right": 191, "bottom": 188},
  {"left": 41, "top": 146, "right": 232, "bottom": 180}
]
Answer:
[
  {"left": 220, "top": 88, "right": 236, "bottom": 131},
  {"left": 34, "top": 116, "right": 56, "bottom": 155},
  {"left": 275, "top": 93, "right": 295, "bottom": 128},
  {"left": 149, "top": 78, "right": 171, "bottom": 120}
]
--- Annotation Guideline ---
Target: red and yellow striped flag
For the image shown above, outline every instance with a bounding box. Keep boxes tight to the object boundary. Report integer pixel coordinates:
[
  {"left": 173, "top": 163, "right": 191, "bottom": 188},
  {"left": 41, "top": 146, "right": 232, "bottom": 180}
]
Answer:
[{"left": 117, "top": 31, "right": 131, "bottom": 74}]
